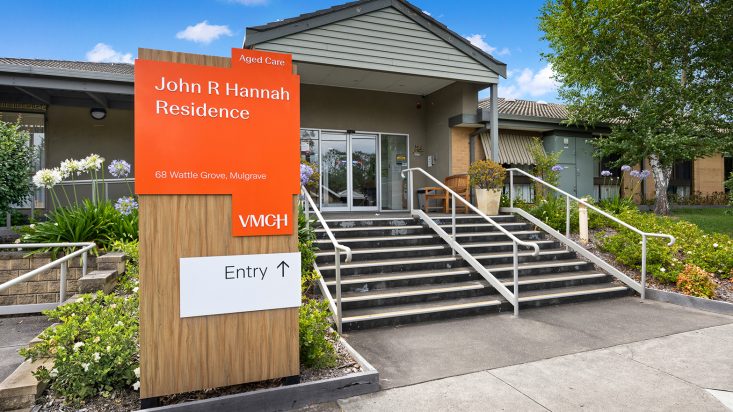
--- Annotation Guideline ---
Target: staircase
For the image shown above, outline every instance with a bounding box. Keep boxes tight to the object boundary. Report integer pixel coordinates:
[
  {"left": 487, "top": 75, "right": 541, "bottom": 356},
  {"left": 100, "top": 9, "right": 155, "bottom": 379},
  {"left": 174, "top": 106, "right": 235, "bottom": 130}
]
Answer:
[{"left": 314, "top": 213, "right": 631, "bottom": 331}]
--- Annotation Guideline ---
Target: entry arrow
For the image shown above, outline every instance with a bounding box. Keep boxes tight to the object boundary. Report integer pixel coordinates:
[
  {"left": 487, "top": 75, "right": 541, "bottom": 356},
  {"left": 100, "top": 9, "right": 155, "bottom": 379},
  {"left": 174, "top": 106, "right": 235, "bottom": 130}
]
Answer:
[{"left": 277, "top": 261, "right": 290, "bottom": 277}]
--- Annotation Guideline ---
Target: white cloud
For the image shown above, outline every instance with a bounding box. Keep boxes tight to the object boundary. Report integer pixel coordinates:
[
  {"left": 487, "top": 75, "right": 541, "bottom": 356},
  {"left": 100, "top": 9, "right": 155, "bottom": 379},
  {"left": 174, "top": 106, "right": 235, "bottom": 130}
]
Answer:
[
  {"left": 465, "top": 34, "right": 496, "bottom": 54},
  {"left": 176, "top": 21, "right": 233, "bottom": 44},
  {"left": 500, "top": 63, "right": 558, "bottom": 99},
  {"left": 496, "top": 47, "right": 511, "bottom": 56},
  {"left": 85, "top": 43, "right": 134, "bottom": 64},
  {"left": 228, "top": 0, "right": 268, "bottom": 5}
]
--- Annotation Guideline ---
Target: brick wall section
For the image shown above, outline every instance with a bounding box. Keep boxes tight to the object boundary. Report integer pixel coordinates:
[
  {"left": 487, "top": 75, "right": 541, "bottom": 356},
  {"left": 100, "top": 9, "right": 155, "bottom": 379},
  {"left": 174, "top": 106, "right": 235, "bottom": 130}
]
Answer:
[
  {"left": 693, "top": 154, "right": 724, "bottom": 194},
  {"left": 0, "top": 252, "right": 97, "bottom": 305},
  {"left": 450, "top": 127, "right": 484, "bottom": 176}
]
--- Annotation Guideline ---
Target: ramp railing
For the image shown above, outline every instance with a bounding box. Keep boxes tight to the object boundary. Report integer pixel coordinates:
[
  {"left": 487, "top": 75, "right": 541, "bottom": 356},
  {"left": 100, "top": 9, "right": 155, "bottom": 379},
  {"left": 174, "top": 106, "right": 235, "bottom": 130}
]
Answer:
[{"left": 504, "top": 168, "right": 676, "bottom": 298}]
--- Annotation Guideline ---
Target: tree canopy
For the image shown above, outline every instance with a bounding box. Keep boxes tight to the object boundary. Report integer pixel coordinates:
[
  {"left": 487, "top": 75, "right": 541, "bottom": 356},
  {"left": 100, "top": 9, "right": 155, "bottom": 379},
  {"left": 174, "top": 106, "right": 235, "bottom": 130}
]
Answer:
[{"left": 540, "top": 0, "right": 733, "bottom": 214}]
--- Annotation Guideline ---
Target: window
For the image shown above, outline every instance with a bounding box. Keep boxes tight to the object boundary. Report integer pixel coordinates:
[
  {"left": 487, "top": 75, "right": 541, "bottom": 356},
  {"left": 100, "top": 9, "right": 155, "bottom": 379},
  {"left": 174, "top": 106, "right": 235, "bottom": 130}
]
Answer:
[
  {"left": 1, "top": 111, "right": 45, "bottom": 208},
  {"left": 669, "top": 160, "right": 692, "bottom": 197}
]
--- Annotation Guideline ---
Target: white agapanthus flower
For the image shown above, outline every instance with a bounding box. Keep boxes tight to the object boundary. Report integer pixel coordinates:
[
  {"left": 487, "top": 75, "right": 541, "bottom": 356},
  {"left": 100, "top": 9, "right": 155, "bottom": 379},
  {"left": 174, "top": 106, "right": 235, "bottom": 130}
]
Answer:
[
  {"left": 60, "top": 159, "right": 84, "bottom": 177},
  {"left": 32, "top": 168, "right": 62, "bottom": 189},
  {"left": 73, "top": 341, "right": 85, "bottom": 351},
  {"left": 83, "top": 153, "right": 105, "bottom": 172}
]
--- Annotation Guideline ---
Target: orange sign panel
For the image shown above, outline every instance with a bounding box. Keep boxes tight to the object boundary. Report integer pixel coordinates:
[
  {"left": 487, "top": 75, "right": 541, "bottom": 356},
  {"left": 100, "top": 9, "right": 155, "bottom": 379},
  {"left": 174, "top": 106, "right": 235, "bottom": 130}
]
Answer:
[{"left": 135, "top": 49, "right": 300, "bottom": 236}]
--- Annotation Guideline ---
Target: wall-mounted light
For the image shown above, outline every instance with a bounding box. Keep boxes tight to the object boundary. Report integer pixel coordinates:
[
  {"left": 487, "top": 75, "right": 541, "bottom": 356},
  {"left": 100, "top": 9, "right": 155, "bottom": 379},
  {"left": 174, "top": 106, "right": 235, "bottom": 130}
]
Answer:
[{"left": 90, "top": 108, "right": 107, "bottom": 120}]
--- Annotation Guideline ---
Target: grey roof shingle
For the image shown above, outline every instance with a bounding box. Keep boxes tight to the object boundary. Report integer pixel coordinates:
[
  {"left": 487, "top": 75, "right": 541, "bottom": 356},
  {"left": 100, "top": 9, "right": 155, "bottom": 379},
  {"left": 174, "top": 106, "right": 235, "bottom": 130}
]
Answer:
[
  {"left": 0, "top": 58, "right": 134, "bottom": 75},
  {"left": 480, "top": 97, "right": 569, "bottom": 121}
]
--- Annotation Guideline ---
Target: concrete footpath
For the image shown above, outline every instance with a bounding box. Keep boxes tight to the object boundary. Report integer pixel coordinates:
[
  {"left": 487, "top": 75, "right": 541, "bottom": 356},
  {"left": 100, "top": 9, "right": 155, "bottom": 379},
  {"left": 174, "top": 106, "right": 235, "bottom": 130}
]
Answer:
[
  {"left": 0, "top": 315, "right": 53, "bottom": 382},
  {"left": 304, "top": 297, "right": 733, "bottom": 411}
]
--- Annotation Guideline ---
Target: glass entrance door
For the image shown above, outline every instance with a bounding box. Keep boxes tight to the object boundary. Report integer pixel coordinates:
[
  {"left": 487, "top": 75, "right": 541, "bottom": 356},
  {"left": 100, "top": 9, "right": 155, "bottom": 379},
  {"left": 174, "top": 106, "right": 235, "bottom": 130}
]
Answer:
[{"left": 320, "top": 132, "right": 378, "bottom": 211}]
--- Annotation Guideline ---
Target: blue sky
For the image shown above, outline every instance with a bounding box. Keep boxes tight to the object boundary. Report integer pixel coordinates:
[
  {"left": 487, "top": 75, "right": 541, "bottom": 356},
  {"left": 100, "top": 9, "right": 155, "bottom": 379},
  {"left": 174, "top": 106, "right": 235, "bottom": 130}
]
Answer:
[{"left": 2, "top": 0, "right": 559, "bottom": 102}]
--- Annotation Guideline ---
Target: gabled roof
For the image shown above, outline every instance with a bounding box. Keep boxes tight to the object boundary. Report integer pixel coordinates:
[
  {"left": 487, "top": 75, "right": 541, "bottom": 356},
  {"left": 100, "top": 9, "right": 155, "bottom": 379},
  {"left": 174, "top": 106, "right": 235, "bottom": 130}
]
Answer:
[
  {"left": 480, "top": 97, "right": 569, "bottom": 121},
  {"left": 0, "top": 58, "right": 134, "bottom": 84},
  {"left": 245, "top": 0, "right": 507, "bottom": 78}
]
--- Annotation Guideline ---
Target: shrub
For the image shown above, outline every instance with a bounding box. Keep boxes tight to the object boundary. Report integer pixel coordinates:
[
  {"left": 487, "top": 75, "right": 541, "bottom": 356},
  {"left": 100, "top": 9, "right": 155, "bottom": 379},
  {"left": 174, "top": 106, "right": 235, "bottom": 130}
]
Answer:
[
  {"left": 299, "top": 298, "right": 337, "bottom": 369},
  {"left": 523, "top": 196, "right": 579, "bottom": 233},
  {"left": 0, "top": 119, "right": 37, "bottom": 215},
  {"left": 468, "top": 160, "right": 506, "bottom": 190},
  {"left": 20, "top": 292, "right": 139, "bottom": 404},
  {"left": 17, "top": 199, "right": 138, "bottom": 254},
  {"left": 676, "top": 264, "right": 717, "bottom": 298}
]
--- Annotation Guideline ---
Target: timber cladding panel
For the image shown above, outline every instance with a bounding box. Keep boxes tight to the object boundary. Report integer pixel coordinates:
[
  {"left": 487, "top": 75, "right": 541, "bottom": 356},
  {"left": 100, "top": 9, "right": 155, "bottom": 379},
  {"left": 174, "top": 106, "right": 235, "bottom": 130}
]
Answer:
[
  {"left": 137, "top": 49, "right": 299, "bottom": 398},
  {"left": 693, "top": 154, "right": 724, "bottom": 194}
]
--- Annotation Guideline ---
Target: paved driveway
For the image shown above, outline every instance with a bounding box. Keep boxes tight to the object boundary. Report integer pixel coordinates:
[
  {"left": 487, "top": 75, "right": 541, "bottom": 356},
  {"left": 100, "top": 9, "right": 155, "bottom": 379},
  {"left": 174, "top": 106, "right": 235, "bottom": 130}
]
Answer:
[
  {"left": 0, "top": 315, "right": 53, "bottom": 382},
  {"left": 318, "top": 297, "right": 733, "bottom": 411}
]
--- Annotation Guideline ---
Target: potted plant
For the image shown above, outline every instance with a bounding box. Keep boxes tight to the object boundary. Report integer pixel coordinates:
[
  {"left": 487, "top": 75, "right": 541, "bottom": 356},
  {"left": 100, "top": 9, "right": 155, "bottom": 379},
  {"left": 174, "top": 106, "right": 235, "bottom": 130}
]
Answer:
[{"left": 468, "top": 160, "right": 506, "bottom": 215}]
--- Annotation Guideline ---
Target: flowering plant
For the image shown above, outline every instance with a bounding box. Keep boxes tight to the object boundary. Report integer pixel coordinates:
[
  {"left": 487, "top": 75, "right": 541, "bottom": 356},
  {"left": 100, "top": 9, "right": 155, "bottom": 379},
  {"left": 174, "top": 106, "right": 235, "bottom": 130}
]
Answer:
[
  {"left": 20, "top": 291, "right": 140, "bottom": 404},
  {"left": 300, "top": 161, "right": 320, "bottom": 191},
  {"left": 468, "top": 160, "right": 506, "bottom": 190}
]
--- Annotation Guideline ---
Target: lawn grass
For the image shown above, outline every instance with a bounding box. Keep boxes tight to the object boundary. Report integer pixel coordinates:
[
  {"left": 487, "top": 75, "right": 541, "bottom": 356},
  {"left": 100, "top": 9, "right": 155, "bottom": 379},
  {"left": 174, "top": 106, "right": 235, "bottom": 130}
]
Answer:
[{"left": 671, "top": 207, "right": 733, "bottom": 236}]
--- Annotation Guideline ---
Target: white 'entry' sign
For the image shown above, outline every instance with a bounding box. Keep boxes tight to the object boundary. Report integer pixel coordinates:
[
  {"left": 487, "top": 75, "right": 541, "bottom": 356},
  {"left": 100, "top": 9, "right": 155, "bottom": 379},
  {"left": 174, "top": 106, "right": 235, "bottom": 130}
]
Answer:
[{"left": 179, "top": 252, "right": 301, "bottom": 318}]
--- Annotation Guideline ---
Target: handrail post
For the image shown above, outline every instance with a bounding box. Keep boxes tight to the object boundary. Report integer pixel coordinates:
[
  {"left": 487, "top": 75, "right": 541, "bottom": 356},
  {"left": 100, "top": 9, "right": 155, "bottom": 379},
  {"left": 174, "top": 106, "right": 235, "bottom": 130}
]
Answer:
[
  {"left": 59, "top": 261, "right": 68, "bottom": 304},
  {"left": 451, "top": 194, "right": 456, "bottom": 256},
  {"left": 641, "top": 234, "right": 647, "bottom": 300},
  {"left": 565, "top": 195, "right": 571, "bottom": 238},
  {"left": 82, "top": 251, "right": 88, "bottom": 277},
  {"left": 304, "top": 191, "right": 310, "bottom": 231},
  {"left": 334, "top": 248, "right": 343, "bottom": 334},
  {"left": 407, "top": 170, "right": 414, "bottom": 211},
  {"left": 509, "top": 170, "right": 514, "bottom": 208},
  {"left": 513, "top": 240, "right": 519, "bottom": 316}
]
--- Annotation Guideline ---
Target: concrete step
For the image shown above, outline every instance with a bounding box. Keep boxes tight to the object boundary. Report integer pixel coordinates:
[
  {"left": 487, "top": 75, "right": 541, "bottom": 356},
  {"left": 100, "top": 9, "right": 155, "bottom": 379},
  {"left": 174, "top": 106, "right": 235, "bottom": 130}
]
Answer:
[
  {"left": 314, "top": 230, "right": 545, "bottom": 249},
  {"left": 315, "top": 222, "right": 530, "bottom": 238},
  {"left": 318, "top": 248, "right": 577, "bottom": 277},
  {"left": 315, "top": 240, "right": 559, "bottom": 263},
  {"left": 320, "top": 214, "right": 516, "bottom": 228},
  {"left": 340, "top": 283, "right": 631, "bottom": 331},
  {"left": 328, "top": 269, "right": 610, "bottom": 294}
]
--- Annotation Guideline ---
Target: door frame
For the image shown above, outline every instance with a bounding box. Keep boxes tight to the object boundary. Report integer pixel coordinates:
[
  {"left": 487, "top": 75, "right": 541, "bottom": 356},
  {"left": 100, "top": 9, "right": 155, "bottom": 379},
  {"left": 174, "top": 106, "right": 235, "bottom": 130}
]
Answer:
[{"left": 304, "top": 128, "right": 410, "bottom": 212}]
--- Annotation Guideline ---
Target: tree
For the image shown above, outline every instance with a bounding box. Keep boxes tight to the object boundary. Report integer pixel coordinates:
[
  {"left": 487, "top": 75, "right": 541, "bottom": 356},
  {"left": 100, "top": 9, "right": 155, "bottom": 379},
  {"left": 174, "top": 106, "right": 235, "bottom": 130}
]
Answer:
[
  {"left": 540, "top": 0, "right": 733, "bottom": 214},
  {"left": 0, "top": 120, "right": 36, "bottom": 217}
]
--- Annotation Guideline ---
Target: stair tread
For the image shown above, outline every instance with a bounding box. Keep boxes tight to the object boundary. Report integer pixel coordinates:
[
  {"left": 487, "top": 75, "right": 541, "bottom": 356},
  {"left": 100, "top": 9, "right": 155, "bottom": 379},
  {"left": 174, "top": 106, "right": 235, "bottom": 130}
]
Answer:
[
  {"left": 314, "top": 230, "right": 543, "bottom": 244},
  {"left": 315, "top": 240, "right": 556, "bottom": 256},
  {"left": 316, "top": 222, "right": 526, "bottom": 232},
  {"left": 321, "top": 214, "right": 511, "bottom": 224},
  {"left": 341, "top": 295, "right": 503, "bottom": 322},
  {"left": 326, "top": 265, "right": 608, "bottom": 286},
  {"left": 341, "top": 283, "right": 628, "bottom": 323},
  {"left": 341, "top": 280, "right": 487, "bottom": 301},
  {"left": 318, "top": 248, "right": 571, "bottom": 271}
]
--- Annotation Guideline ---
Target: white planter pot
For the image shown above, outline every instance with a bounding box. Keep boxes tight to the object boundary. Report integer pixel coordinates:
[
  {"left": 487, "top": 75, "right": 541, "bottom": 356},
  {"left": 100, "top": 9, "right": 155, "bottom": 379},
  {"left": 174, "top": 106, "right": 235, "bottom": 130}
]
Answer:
[{"left": 475, "top": 188, "right": 502, "bottom": 216}]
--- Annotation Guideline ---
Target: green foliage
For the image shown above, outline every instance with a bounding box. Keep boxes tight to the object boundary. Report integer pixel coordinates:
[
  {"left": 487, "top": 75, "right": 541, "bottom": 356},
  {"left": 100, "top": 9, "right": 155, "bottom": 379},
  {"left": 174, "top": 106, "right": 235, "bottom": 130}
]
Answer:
[
  {"left": 522, "top": 196, "right": 578, "bottom": 233},
  {"left": 17, "top": 199, "right": 138, "bottom": 254},
  {"left": 597, "top": 208, "right": 733, "bottom": 283},
  {"left": 540, "top": 0, "right": 733, "bottom": 214},
  {"left": 20, "top": 292, "right": 139, "bottom": 404},
  {"left": 0, "top": 120, "right": 37, "bottom": 214},
  {"left": 726, "top": 173, "right": 733, "bottom": 206},
  {"left": 111, "top": 240, "right": 140, "bottom": 294},
  {"left": 299, "top": 299, "right": 337, "bottom": 369},
  {"left": 468, "top": 160, "right": 506, "bottom": 190},
  {"left": 676, "top": 264, "right": 717, "bottom": 299},
  {"left": 297, "top": 206, "right": 337, "bottom": 369},
  {"left": 528, "top": 137, "right": 562, "bottom": 198}
]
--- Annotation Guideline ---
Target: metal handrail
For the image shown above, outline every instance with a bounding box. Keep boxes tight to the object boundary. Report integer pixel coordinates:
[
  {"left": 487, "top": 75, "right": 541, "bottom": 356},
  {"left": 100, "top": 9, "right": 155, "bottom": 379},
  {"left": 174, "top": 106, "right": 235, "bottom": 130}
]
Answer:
[
  {"left": 0, "top": 242, "right": 97, "bottom": 315},
  {"left": 300, "top": 186, "right": 351, "bottom": 334},
  {"left": 402, "top": 168, "right": 541, "bottom": 255},
  {"left": 506, "top": 168, "right": 676, "bottom": 299},
  {"left": 401, "top": 167, "right": 541, "bottom": 316}
]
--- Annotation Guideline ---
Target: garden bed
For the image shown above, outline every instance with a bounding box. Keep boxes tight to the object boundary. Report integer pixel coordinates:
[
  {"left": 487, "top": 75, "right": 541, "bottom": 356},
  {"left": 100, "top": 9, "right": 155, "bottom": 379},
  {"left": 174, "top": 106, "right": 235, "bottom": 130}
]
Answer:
[
  {"left": 571, "top": 230, "right": 733, "bottom": 304},
  {"left": 33, "top": 335, "right": 377, "bottom": 412}
]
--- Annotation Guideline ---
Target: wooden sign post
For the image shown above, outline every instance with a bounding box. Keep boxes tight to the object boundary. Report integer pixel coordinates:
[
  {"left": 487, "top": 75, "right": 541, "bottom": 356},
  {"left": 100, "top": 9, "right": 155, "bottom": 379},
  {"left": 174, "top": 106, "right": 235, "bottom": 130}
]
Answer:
[{"left": 134, "top": 48, "right": 301, "bottom": 403}]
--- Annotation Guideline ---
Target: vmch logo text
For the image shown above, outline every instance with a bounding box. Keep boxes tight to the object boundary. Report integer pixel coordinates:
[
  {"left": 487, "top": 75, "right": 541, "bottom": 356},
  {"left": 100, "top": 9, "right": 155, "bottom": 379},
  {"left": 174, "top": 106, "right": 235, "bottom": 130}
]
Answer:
[{"left": 238, "top": 213, "right": 289, "bottom": 230}]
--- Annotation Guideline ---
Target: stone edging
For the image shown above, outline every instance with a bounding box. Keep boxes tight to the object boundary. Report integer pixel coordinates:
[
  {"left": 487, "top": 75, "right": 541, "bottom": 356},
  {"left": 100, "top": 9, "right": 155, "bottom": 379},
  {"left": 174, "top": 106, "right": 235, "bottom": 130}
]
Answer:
[
  {"left": 645, "top": 288, "right": 733, "bottom": 316},
  {"left": 139, "top": 336, "right": 379, "bottom": 412}
]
